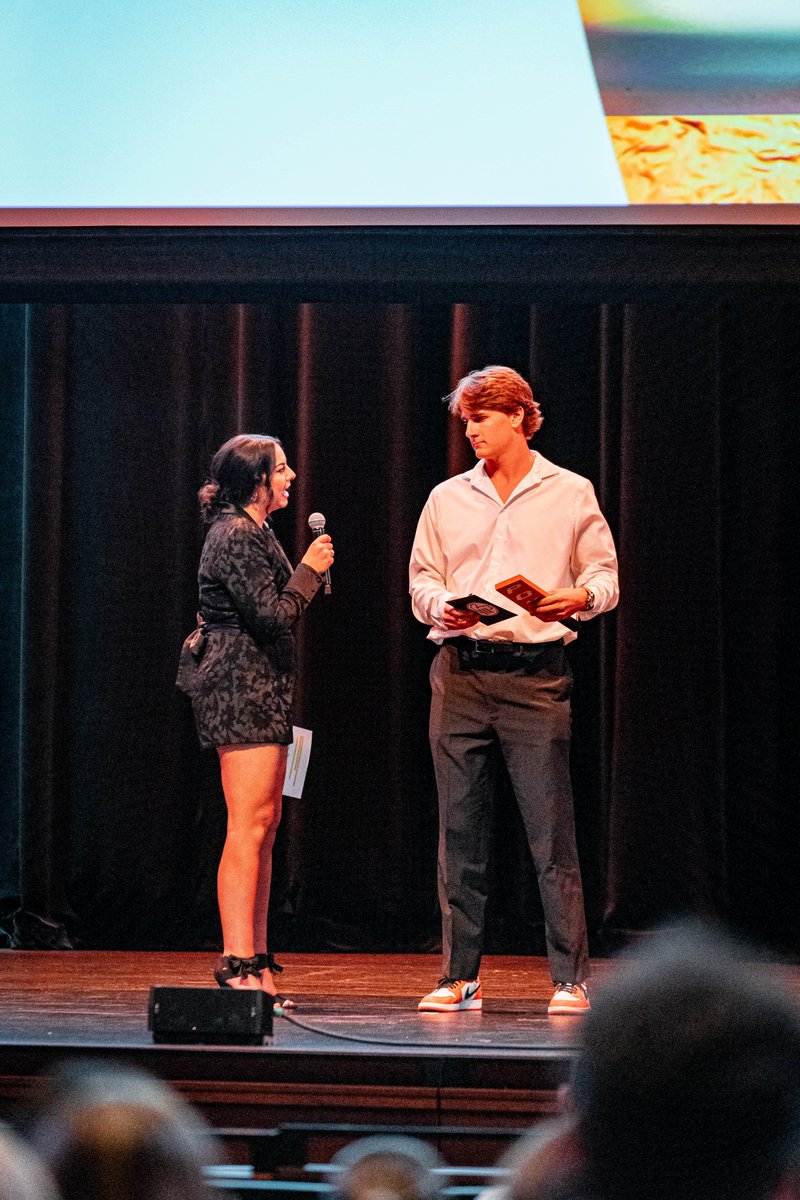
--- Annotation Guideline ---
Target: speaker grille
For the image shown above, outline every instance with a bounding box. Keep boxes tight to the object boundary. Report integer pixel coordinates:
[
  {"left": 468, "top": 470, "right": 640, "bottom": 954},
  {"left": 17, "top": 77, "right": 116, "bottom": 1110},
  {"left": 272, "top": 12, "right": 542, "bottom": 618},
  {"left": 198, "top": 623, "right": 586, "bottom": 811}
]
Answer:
[{"left": 148, "top": 987, "right": 273, "bottom": 1044}]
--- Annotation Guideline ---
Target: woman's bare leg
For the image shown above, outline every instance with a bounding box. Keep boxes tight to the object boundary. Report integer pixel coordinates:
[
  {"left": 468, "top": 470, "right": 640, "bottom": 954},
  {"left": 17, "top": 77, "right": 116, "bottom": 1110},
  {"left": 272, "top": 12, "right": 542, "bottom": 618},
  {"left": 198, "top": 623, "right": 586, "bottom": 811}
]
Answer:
[
  {"left": 216, "top": 743, "right": 286, "bottom": 989},
  {"left": 254, "top": 751, "right": 287, "bottom": 993}
]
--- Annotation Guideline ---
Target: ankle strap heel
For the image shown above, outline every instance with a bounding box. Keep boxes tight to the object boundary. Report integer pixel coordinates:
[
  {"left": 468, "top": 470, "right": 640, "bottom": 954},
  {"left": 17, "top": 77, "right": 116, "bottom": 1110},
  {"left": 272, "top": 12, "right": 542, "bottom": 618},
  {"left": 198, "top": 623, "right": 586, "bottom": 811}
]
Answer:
[
  {"left": 214, "top": 955, "right": 262, "bottom": 988},
  {"left": 254, "top": 953, "right": 295, "bottom": 1011},
  {"left": 255, "top": 953, "right": 283, "bottom": 974}
]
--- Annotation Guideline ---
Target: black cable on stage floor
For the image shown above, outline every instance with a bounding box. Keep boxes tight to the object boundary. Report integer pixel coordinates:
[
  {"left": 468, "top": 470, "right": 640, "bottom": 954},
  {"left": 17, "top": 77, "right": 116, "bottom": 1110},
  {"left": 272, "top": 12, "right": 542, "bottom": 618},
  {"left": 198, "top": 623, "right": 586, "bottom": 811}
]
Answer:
[{"left": 277, "top": 1010, "right": 575, "bottom": 1054}]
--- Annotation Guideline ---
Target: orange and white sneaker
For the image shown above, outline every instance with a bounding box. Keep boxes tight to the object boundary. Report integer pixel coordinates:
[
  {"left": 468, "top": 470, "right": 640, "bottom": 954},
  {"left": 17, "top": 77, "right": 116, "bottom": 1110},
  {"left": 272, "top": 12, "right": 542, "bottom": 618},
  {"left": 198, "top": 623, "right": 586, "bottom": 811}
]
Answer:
[
  {"left": 548, "top": 981, "right": 590, "bottom": 1015},
  {"left": 418, "top": 977, "right": 482, "bottom": 1012}
]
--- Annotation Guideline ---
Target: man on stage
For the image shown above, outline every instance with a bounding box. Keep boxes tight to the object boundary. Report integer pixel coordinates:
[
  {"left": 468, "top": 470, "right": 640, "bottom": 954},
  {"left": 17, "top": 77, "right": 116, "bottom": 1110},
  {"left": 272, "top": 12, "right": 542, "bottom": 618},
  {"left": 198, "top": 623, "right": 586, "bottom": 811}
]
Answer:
[{"left": 409, "top": 366, "right": 618, "bottom": 1016}]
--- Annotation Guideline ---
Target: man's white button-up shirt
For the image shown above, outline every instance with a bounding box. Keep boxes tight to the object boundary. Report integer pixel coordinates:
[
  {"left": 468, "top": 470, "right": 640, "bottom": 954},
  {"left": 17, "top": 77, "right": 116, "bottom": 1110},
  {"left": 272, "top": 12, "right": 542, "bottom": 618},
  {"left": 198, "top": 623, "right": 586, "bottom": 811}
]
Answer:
[{"left": 409, "top": 452, "right": 619, "bottom": 644}]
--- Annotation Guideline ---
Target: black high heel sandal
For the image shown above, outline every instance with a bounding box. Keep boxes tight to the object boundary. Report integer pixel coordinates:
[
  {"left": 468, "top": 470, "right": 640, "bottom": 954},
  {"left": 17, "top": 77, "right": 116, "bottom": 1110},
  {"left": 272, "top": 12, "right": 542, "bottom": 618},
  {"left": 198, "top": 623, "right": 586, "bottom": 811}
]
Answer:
[
  {"left": 256, "top": 953, "right": 297, "bottom": 1011},
  {"left": 213, "top": 954, "right": 264, "bottom": 989}
]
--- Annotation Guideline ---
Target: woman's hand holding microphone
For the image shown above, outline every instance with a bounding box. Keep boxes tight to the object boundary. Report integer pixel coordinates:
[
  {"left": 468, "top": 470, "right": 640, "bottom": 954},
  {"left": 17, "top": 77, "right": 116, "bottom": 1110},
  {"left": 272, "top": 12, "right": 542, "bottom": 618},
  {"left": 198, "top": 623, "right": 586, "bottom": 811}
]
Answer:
[{"left": 302, "top": 534, "right": 334, "bottom": 577}]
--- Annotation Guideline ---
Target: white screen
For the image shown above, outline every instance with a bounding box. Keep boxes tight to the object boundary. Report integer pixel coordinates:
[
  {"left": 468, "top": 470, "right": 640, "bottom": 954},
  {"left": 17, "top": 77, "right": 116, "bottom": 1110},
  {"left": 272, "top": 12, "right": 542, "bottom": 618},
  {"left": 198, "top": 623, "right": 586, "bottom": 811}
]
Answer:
[{"left": 1, "top": 0, "right": 625, "bottom": 207}]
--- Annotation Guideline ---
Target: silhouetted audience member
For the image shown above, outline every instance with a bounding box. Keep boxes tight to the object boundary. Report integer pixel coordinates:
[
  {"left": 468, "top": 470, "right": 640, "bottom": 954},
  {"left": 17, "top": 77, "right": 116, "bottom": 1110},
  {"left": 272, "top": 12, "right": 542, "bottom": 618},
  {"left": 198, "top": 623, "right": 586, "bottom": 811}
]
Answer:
[
  {"left": 0, "top": 1123, "right": 60, "bottom": 1200},
  {"left": 29, "top": 1060, "right": 217, "bottom": 1200},
  {"left": 501, "top": 1117, "right": 592, "bottom": 1200},
  {"left": 568, "top": 923, "right": 800, "bottom": 1200},
  {"left": 331, "top": 1135, "right": 446, "bottom": 1200}
]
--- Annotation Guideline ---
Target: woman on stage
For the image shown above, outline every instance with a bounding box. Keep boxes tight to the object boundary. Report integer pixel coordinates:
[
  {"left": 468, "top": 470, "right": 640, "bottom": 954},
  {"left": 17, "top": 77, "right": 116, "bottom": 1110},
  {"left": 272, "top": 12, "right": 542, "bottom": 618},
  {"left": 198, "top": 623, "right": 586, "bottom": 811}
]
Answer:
[{"left": 177, "top": 434, "right": 333, "bottom": 1003}]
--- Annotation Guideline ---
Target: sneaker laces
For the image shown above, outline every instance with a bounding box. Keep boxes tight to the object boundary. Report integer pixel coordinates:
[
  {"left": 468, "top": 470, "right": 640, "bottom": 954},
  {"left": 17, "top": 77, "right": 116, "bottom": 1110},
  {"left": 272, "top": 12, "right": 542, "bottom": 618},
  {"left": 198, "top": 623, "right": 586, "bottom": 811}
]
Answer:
[
  {"left": 554, "top": 981, "right": 587, "bottom": 997},
  {"left": 437, "top": 977, "right": 464, "bottom": 990}
]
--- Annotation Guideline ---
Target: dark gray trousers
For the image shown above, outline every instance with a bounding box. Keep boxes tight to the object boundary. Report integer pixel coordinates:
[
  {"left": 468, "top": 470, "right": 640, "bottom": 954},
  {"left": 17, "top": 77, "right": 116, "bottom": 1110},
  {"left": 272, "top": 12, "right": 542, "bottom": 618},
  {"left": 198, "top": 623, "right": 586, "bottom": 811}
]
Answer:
[{"left": 429, "top": 641, "right": 589, "bottom": 985}]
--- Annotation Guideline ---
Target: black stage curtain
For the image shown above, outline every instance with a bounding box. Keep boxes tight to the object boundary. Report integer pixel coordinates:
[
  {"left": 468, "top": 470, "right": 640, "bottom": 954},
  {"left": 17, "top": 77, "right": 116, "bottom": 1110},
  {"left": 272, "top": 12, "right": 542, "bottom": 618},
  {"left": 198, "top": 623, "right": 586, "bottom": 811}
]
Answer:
[{"left": 1, "top": 300, "right": 798, "bottom": 956}]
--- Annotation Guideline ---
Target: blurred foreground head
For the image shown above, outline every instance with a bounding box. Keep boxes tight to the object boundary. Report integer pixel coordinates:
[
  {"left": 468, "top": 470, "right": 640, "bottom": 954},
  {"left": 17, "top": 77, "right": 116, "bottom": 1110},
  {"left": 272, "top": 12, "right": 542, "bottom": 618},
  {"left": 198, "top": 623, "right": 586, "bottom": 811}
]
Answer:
[
  {"left": 0, "top": 1123, "right": 60, "bottom": 1200},
  {"left": 503, "top": 1117, "right": 592, "bottom": 1200},
  {"left": 569, "top": 923, "right": 800, "bottom": 1200},
  {"left": 30, "top": 1060, "right": 216, "bottom": 1200},
  {"left": 331, "top": 1134, "right": 445, "bottom": 1200}
]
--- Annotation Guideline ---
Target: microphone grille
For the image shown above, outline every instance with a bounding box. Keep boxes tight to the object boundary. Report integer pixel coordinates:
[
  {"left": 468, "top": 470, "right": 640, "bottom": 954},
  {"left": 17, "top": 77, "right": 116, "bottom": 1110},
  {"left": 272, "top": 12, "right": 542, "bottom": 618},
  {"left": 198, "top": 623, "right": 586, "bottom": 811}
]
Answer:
[{"left": 308, "top": 511, "right": 326, "bottom": 530}]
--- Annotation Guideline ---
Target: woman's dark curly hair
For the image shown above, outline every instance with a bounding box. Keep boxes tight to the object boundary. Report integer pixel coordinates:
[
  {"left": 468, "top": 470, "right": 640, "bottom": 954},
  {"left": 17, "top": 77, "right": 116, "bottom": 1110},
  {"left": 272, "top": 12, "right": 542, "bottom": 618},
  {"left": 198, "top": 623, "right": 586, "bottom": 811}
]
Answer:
[{"left": 198, "top": 434, "right": 282, "bottom": 523}]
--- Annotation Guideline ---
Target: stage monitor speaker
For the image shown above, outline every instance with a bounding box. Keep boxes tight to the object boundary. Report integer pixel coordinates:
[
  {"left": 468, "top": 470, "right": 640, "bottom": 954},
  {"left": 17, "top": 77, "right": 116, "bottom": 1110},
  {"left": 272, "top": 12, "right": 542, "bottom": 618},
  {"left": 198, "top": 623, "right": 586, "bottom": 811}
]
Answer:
[{"left": 148, "top": 987, "right": 273, "bottom": 1045}]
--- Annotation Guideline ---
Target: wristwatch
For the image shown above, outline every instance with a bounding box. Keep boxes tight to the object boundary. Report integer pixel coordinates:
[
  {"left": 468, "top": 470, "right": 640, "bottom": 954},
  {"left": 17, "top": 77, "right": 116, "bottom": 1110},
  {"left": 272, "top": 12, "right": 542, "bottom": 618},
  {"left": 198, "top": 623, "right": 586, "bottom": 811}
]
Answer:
[{"left": 583, "top": 587, "right": 596, "bottom": 612}]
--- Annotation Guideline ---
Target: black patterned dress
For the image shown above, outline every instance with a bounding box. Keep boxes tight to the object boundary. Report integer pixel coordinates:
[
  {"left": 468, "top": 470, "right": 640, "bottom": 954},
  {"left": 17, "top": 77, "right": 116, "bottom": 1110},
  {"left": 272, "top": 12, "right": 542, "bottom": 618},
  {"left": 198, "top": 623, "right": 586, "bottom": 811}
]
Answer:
[{"left": 176, "top": 505, "right": 322, "bottom": 748}]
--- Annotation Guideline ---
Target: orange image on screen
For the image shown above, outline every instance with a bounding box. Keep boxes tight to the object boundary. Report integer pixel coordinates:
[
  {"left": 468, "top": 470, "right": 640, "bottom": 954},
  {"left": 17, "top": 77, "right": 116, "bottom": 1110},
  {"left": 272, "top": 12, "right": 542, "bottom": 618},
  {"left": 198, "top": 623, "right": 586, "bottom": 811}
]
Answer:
[{"left": 578, "top": 1, "right": 800, "bottom": 202}]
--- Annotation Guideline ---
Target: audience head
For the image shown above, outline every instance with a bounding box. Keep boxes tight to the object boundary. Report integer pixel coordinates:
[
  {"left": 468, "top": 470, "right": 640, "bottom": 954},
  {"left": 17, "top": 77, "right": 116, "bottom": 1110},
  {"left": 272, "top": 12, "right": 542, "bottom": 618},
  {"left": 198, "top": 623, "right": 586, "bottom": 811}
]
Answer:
[
  {"left": 331, "top": 1134, "right": 445, "bottom": 1200},
  {"left": 0, "top": 1123, "right": 60, "bottom": 1200},
  {"left": 569, "top": 922, "right": 800, "bottom": 1200},
  {"left": 503, "top": 1117, "right": 592, "bottom": 1200},
  {"left": 30, "top": 1060, "right": 216, "bottom": 1200}
]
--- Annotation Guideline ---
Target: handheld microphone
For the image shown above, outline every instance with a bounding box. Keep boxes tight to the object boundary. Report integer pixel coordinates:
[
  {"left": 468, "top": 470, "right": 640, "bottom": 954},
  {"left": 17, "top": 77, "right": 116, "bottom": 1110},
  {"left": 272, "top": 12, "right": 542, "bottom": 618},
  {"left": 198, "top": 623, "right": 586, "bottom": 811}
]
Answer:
[{"left": 307, "top": 511, "right": 332, "bottom": 595}]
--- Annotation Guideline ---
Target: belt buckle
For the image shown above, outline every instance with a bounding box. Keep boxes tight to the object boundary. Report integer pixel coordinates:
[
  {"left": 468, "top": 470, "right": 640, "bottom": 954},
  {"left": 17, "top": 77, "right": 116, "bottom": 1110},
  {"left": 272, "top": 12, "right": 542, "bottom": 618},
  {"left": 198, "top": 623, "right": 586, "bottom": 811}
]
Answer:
[{"left": 482, "top": 639, "right": 519, "bottom": 655}]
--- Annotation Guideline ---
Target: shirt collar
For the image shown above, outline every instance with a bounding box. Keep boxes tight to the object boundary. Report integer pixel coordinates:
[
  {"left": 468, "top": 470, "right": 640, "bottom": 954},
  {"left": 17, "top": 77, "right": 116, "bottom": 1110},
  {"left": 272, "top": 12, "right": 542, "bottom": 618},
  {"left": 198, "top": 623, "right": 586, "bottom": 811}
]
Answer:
[{"left": 467, "top": 451, "right": 559, "bottom": 501}]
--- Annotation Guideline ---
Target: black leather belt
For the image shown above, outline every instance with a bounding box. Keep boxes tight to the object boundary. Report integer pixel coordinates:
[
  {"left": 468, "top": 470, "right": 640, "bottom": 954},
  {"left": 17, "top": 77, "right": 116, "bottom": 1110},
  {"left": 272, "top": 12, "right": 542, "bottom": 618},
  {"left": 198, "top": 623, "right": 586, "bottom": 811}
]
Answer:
[
  {"left": 453, "top": 636, "right": 563, "bottom": 657},
  {"left": 450, "top": 636, "right": 564, "bottom": 673}
]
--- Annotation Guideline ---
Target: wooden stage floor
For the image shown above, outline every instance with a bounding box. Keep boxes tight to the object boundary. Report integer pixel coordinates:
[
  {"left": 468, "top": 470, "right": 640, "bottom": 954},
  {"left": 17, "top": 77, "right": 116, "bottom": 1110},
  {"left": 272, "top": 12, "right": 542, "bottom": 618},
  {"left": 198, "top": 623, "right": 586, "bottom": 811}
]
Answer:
[
  {"left": 0, "top": 951, "right": 610, "bottom": 1140},
  {"left": 0, "top": 950, "right": 608, "bottom": 1048},
  {"left": 3, "top": 950, "right": 796, "bottom": 1158}
]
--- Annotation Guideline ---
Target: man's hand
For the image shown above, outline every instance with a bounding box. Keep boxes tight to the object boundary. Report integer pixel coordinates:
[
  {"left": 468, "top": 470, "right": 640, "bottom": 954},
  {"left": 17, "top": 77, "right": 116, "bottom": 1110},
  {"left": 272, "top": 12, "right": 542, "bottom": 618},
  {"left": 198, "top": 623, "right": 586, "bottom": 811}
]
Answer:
[
  {"left": 531, "top": 588, "right": 589, "bottom": 622},
  {"left": 441, "top": 603, "right": 481, "bottom": 631}
]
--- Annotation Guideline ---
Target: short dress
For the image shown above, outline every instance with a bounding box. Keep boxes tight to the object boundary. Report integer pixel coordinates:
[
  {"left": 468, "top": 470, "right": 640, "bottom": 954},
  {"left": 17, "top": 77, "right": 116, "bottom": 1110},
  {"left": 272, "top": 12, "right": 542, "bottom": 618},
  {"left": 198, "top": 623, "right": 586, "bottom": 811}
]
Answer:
[{"left": 176, "top": 505, "right": 322, "bottom": 748}]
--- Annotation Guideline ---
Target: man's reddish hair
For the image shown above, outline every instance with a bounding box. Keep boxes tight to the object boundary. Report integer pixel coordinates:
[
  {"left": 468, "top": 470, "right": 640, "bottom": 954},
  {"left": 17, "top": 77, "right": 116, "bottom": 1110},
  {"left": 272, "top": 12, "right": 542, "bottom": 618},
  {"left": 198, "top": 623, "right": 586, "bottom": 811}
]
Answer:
[{"left": 446, "top": 365, "right": 543, "bottom": 439}]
